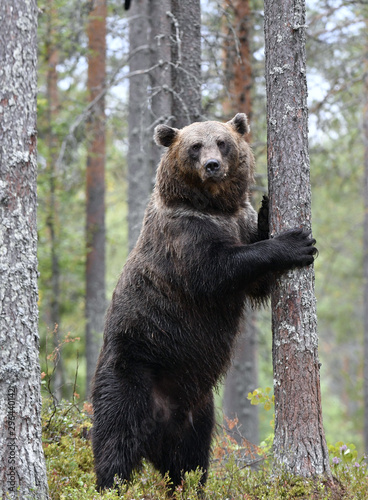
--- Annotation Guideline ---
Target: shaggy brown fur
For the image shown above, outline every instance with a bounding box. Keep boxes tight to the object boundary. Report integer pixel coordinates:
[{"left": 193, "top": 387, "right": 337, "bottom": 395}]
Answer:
[{"left": 92, "top": 113, "right": 317, "bottom": 492}]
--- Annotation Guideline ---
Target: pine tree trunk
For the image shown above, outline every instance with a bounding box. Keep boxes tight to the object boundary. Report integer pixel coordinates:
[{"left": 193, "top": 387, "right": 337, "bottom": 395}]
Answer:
[
  {"left": 264, "top": 0, "right": 331, "bottom": 477},
  {"left": 127, "top": 0, "right": 201, "bottom": 251},
  {"left": 86, "top": 0, "right": 107, "bottom": 396},
  {"left": 171, "top": 0, "right": 202, "bottom": 127},
  {"left": 222, "top": 0, "right": 258, "bottom": 445},
  {"left": 45, "top": 0, "right": 64, "bottom": 401},
  {"left": 127, "top": 0, "right": 151, "bottom": 251},
  {"left": 150, "top": 0, "right": 173, "bottom": 171},
  {"left": 0, "top": 0, "right": 49, "bottom": 497},
  {"left": 222, "top": 0, "right": 252, "bottom": 124}
]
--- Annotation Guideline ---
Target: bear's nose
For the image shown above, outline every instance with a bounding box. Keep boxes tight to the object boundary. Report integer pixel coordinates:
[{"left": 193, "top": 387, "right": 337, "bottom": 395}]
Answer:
[{"left": 204, "top": 159, "right": 220, "bottom": 174}]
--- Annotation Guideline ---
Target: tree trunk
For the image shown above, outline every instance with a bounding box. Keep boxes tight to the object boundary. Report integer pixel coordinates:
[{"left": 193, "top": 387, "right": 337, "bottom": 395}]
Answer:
[
  {"left": 363, "top": 15, "right": 368, "bottom": 457},
  {"left": 264, "top": 0, "right": 331, "bottom": 477},
  {"left": 127, "top": 0, "right": 151, "bottom": 251},
  {"left": 127, "top": 0, "right": 201, "bottom": 251},
  {"left": 0, "top": 0, "right": 49, "bottom": 497},
  {"left": 149, "top": 0, "right": 173, "bottom": 171},
  {"left": 223, "top": 306, "right": 258, "bottom": 443},
  {"left": 222, "top": 0, "right": 252, "bottom": 125},
  {"left": 171, "top": 0, "right": 202, "bottom": 127},
  {"left": 86, "top": 0, "right": 107, "bottom": 396},
  {"left": 222, "top": 0, "right": 258, "bottom": 445},
  {"left": 45, "top": 0, "right": 64, "bottom": 402}
]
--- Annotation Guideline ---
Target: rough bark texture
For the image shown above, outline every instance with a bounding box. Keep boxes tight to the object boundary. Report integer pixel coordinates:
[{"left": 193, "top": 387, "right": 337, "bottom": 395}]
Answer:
[
  {"left": 86, "top": 0, "right": 107, "bottom": 395},
  {"left": 0, "top": 0, "right": 49, "bottom": 497},
  {"left": 127, "top": 0, "right": 151, "bottom": 250},
  {"left": 264, "top": 0, "right": 331, "bottom": 477},
  {"left": 364, "top": 18, "right": 368, "bottom": 457},
  {"left": 222, "top": 0, "right": 258, "bottom": 445},
  {"left": 171, "top": 0, "right": 202, "bottom": 128}
]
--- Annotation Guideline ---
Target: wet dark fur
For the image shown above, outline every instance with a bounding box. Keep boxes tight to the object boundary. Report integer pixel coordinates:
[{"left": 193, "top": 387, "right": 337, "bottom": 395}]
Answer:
[{"left": 92, "top": 114, "right": 317, "bottom": 492}]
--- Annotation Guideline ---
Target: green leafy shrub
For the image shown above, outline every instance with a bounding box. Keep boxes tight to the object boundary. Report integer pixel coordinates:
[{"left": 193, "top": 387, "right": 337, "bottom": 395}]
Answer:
[{"left": 247, "top": 386, "right": 274, "bottom": 412}]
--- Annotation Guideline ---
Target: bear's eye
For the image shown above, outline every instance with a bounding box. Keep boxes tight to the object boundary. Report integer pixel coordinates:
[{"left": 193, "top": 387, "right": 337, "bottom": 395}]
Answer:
[
  {"left": 217, "top": 140, "right": 227, "bottom": 152},
  {"left": 191, "top": 143, "right": 202, "bottom": 153}
]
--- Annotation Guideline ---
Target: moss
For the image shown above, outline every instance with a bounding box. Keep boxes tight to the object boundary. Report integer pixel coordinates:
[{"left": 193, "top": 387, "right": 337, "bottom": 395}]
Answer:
[{"left": 42, "top": 400, "right": 368, "bottom": 499}]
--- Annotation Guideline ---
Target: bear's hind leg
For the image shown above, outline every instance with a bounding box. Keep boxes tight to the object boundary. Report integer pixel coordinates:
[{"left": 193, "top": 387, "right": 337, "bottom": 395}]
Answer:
[
  {"left": 153, "top": 393, "right": 215, "bottom": 492},
  {"left": 92, "top": 367, "right": 149, "bottom": 490},
  {"left": 93, "top": 427, "right": 143, "bottom": 490}
]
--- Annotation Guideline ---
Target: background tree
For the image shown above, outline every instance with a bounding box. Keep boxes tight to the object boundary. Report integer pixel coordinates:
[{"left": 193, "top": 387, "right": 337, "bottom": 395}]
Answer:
[
  {"left": 171, "top": 0, "right": 202, "bottom": 127},
  {"left": 221, "top": 0, "right": 259, "bottom": 445},
  {"left": 0, "top": 0, "right": 49, "bottom": 496},
  {"left": 45, "top": 0, "right": 64, "bottom": 400},
  {"left": 85, "top": 0, "right": 107, "bottom": 395},
  {"left": 150, "top": 0, "right": 173, "bottom": 170},
  {"left": 222, "top": 0, "right": 252, "bottom": 122},
  {"left": 264, "top": 0, "right": 331, "bottom": 477},
  {"left": 127, "top": 0, "right": 202, "bottom": 251},
  {"left": 86, "top": 0, "right": 107, "bottom": 393},
  {"left": 37, "top": 0, "right": 92, "bottom": 398},
  {"left": 127, "top": 0, "right": 151, "bottom": 250}
]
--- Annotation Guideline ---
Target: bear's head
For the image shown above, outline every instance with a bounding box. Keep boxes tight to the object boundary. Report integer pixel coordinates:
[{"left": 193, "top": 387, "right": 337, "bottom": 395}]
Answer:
[{"left": 154, "top": 114, "right": 255, "bottom": 213}]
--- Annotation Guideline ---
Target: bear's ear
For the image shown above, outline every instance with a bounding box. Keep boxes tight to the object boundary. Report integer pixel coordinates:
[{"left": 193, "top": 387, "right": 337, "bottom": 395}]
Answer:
[
  {"left": 227, "top": 113, "right": 250, "bottom": 136},
  {"left": 154, "top": 125, "right": 179, "bottom": 148}
]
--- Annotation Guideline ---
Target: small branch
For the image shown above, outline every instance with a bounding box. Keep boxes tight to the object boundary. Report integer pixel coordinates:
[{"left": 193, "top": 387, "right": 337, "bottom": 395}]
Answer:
[{"left": 166, "top": 10, "right": 181, "bottom": 67}]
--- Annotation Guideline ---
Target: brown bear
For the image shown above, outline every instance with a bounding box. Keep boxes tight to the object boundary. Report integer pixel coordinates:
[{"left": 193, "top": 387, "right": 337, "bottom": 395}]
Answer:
[{"left": 91, "top": 113, "right": 317, "bottom": 492}]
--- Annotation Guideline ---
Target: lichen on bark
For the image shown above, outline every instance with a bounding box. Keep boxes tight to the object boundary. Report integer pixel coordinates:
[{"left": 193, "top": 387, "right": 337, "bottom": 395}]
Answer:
[
  {"left": 0, "top": 0, "right": 49, "bottom": 497},
  {"left": 264, "top": 0, "right": 331, "bottom": 479}
]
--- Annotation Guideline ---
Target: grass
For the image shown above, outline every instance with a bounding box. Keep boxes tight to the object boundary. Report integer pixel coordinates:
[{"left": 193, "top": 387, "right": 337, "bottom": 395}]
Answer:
[{"left": 41, "top": 399, "right": 368, "bottom": 499}]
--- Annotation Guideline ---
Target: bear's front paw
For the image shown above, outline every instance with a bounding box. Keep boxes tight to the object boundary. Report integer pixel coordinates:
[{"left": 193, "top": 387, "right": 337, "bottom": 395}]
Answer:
[{"left": 274, "top": 228, "right": 318, "bottom": 269}]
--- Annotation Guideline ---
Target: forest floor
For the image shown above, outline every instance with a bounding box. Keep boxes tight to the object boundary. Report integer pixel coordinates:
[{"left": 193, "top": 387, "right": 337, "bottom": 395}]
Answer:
[{"left": 41, "top": 400, "right": 368, "bottom": 499}]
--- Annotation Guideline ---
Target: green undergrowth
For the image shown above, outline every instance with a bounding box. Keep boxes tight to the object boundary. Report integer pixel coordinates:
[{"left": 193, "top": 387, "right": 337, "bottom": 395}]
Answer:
[{"left": 42, "top": 399, "right": 368, "bottom": 499}]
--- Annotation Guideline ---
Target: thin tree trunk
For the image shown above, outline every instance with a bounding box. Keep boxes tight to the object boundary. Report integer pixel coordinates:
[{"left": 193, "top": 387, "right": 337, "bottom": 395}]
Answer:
[
  {"left": 0, "top": 0, "right": 49, "bottom": 497},
  {"left": 222, "top": 0, "right": 252, "bottom": 125},
  {"left": 127, "top": 0, "right": 151, "bottom": 251},
  {"left": 222, "top": 0, "right": 258, "bottom": 445},
  {"left": 86, "top": 0, "right": 107, "bottom": 396},
  {"left": 363, "top": 15, "right": 368, "bottom": 457},
  {"left": 223, "top": 306, "right": 258, "bottom": 443},
  {"left": 46, "top": 0, "right": 64, "bottom": 401},
  {"left": 171, "top": 0, "right": 202, "bottom": 127},
  {"left": 264, "top": 0, "right": 331, "bottom": 477},
  {"left": 150, "top": 0, "right": 173, "bottom": 172}
]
